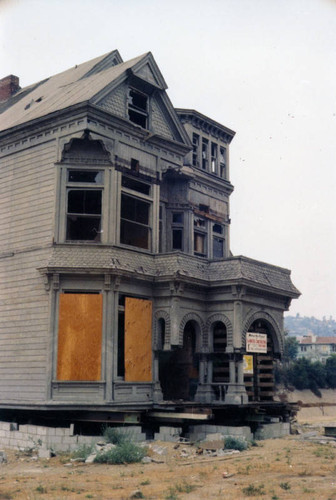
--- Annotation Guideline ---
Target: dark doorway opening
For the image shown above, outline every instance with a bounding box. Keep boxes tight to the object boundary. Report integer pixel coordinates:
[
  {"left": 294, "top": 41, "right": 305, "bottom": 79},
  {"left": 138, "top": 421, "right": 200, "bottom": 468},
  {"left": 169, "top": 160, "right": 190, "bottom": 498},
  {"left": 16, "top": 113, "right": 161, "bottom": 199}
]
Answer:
[
  {"left": 244, "top": 320, "right": 275, "bottom": 402},
  {"left": 159, "top": 321, "right": 199, "bottom": 401}
]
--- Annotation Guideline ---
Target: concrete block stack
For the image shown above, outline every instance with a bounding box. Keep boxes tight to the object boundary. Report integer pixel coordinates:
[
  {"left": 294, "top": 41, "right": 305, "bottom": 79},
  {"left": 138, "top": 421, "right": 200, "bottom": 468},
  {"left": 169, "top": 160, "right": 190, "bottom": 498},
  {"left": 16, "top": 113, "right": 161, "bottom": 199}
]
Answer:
[
  {"left": 254, "top": 422, "right": 290, "bottom": 440},
  {"left": 154, "top": 426, "right": 182, "bottom": 442},
  {"left": 187, "top": 424, "right": 253, "bottom": 443}
]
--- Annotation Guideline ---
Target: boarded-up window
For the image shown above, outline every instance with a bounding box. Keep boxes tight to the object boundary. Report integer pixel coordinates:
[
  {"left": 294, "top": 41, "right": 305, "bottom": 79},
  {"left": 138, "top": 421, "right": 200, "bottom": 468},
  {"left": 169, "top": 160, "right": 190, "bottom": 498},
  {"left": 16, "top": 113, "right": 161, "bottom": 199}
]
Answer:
[
  {"left": 124, "top": 297, "right": 152, "bottom": 382},
  {"left": 57, "top": 293, "right": 103, "bottom": 381}
]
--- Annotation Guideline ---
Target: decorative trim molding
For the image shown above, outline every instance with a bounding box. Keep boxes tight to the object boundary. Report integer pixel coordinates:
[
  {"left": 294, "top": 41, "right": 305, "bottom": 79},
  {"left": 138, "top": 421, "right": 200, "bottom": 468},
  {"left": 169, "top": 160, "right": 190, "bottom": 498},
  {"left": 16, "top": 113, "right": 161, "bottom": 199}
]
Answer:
[
  {"left": 205, "top": 313, "right": 233, "bottom": 349},
  {"left": 242, "top": 310, "right": 284, "bottom": 354},
  {"left": 179, "top": 312, "right": 205, "bottom": 348},
  {"left": 153, "top": 310, "right": 171, "bottom": 349}
]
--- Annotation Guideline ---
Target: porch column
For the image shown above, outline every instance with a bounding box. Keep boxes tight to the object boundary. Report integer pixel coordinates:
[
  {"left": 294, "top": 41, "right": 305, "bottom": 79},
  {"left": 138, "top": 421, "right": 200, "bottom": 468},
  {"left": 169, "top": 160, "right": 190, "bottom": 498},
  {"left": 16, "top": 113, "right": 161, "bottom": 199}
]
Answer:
[
  {"left": 153, "top": 352, "right": 163, "bottom": 402},
  {"left": 237, "top": 357, "right": 244, "bottom": 385},
  {"left": 225, "top": 352, "right": 248, "bottom": 405},
  {"left": 229, "top": 359, "right": 236, "bottom": 383},
  {"left": 194, "top": 354, "right": 213, "bottom": 403}
]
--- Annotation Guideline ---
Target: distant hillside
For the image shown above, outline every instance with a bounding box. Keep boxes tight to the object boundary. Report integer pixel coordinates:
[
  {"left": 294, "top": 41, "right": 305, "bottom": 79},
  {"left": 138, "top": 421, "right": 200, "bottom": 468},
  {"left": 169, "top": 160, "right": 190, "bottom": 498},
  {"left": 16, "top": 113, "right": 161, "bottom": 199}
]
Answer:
[{"left": 285, "top": 314, "right": 336, "bottom": 337}]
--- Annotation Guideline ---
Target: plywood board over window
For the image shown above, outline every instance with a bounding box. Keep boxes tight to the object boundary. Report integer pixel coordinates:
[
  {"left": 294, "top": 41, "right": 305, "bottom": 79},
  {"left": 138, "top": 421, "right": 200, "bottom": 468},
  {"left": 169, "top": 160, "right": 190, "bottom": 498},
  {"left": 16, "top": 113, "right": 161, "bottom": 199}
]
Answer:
[
  {"left": 125, "top": 298, "right": 152, "bottom": 382},
  {"left": 57, "top": 293, "right": 103, "bottom": 381}
]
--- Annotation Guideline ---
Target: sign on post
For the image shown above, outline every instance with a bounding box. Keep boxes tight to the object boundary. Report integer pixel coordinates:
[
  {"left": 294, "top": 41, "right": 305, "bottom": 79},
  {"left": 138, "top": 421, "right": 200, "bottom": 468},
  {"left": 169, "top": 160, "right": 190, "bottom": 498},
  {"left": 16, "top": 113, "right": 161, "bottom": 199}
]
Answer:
[
  {"left": 246, "top": 332, "right": 267, "bottom": 353},
  {"left": 243, "top": 355, "right": 254, "bottom": 374}
]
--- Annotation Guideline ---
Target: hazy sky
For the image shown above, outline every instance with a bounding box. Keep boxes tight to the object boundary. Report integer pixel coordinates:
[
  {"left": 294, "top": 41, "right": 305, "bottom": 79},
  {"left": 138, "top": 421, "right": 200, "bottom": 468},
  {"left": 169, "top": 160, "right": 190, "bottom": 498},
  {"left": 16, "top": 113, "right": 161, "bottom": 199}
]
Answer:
[{"left": 1, "top": 0, "right": 335, "bottom": 319}]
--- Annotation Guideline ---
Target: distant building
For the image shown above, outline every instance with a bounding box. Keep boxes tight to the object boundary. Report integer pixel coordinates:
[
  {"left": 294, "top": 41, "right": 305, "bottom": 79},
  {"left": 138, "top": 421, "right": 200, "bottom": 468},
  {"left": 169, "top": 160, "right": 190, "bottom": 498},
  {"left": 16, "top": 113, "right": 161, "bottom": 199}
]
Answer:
[
  {"left": 298, "top": 335, "right": 336, "bottom": 363},
  {"left": 0, "top": 50, "right": 300, "bottom": 422}
]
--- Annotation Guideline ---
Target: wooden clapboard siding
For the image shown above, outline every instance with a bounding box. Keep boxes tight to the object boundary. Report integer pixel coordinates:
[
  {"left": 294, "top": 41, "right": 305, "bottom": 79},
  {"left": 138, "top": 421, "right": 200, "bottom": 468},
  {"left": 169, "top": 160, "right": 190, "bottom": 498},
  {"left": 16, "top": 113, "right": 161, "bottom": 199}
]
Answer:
[
  {"left": 0, "top": 248, "right": 51, "bottom": 401},
  {"left": 124, "top": 298, "right": 152, "bottom": 382},
  {"left": 0, "top": 141, "right": 56, "bottom": 253},
  {"left": 57, "top": 294, "right": 103, "bottom": 381},
  {"left": 0, "top": 139, "right": 56, "bottom": 402}
]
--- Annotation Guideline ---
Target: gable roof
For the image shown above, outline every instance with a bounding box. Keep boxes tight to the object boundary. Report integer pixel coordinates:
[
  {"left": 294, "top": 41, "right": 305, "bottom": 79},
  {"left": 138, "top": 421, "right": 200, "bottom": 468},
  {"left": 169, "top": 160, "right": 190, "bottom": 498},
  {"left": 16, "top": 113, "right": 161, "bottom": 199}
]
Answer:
[{"left": 0, "top": 50, "right": 170, "bottom": 134}]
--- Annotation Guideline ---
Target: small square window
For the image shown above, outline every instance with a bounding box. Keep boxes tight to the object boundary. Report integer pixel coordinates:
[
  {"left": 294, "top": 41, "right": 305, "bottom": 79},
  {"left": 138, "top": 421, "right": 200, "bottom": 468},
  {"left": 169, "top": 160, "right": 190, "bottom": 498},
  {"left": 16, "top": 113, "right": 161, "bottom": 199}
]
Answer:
[
  {"left": 213, "top": 223, "right": 223, "bottom": 234},
  {"left": 173, "top": 213, "right": 183, "bottom": 224}
]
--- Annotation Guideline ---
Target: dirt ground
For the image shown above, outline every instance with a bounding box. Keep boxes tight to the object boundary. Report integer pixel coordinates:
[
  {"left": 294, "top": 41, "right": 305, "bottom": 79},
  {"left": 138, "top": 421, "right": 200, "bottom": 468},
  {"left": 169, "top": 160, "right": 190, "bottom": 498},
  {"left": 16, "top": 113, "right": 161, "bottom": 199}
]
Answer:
[
  {"left": 0, "top": 423, "right": 336, "bottom": 500},
  {"left": 1, "top": 390, "right": 336, "bottom": 500}
]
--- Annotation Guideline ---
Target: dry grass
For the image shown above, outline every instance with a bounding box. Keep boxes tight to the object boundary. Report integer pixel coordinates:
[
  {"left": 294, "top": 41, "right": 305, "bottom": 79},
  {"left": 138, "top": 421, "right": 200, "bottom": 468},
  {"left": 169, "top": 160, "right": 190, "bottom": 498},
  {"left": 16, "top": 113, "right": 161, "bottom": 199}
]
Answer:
[{"left": 0, "top": 436, "right": 335, "bottom": 499}]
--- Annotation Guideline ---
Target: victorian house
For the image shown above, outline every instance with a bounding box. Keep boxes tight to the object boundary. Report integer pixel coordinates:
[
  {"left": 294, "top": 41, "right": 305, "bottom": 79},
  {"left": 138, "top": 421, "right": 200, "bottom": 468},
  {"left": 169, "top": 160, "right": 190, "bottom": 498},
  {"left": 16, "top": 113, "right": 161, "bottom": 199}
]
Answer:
[{"left": 0, "top": 50, "right": 299, "bottom": 421}]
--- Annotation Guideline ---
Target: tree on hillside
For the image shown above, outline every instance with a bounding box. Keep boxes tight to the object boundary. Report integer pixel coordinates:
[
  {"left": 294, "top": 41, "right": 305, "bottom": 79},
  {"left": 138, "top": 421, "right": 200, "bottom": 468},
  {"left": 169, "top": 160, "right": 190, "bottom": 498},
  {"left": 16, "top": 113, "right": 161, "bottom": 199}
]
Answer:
[
  {"left": 326, "top": 355, "right": 336, "bottom": 388},
  {"left": 283, "top": 336, "right": 299, "bottom": 362}
]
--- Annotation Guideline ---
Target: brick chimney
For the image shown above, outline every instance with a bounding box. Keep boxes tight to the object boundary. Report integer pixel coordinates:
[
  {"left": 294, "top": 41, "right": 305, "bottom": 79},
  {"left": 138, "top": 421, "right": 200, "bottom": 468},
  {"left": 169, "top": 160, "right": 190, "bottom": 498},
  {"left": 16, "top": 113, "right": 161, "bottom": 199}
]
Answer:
[{"left": 0, "top": 75, "right": 20, "bottom": 101}]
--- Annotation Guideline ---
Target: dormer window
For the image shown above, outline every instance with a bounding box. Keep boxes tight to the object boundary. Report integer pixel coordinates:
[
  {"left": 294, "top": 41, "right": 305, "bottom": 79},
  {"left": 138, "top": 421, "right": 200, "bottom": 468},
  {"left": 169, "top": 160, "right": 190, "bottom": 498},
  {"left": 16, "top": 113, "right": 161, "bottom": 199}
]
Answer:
[{"left": 128, "top": 88, "right": 148, "bottom": 128}]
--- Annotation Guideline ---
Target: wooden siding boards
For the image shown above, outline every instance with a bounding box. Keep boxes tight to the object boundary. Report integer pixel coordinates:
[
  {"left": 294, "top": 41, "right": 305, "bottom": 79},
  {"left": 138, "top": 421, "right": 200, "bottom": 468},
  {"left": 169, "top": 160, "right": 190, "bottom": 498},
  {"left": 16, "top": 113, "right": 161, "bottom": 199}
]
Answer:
[
  {"left": 0, "top": 249, "right": 50, "bottom": 400},
  {"left": 0, "top": 141, "right": 56, "bottom": 253},
  {"left": 0, "top": 138, "right": 55, "bottom": 403}
]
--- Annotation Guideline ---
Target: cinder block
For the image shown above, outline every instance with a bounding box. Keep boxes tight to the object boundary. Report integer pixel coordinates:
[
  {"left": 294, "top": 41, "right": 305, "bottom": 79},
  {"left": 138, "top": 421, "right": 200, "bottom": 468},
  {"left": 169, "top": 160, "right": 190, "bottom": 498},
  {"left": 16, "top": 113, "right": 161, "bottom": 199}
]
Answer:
[
  {"left": 0, "top": 422, "right": 11, "bottom": 432},
  {"left": 55, "top": 428, "right": 68, "bottom": 437},
  {"left": 61, "top": 436, "right": 78, "bottom": 445},
  {"left": 27, "top": 425, "right": 38, "bottom": 435},
  {"left": 159, "top": 426, "right": 182, "bottom": 436},
  {"left": 254, "top": 422, "right": 290, "bottom": 440},
  {"left": 77, "top": 436, "right": 100, "bottom": 445},
  {"left": 36, "top": 427, "right": 48, "bottom": 436},
  {"left": 131, "top": 433, "right": 146, "bottom": 443},
  {"left": 48, "top": 436, "right": 62, "bottom": 445}
]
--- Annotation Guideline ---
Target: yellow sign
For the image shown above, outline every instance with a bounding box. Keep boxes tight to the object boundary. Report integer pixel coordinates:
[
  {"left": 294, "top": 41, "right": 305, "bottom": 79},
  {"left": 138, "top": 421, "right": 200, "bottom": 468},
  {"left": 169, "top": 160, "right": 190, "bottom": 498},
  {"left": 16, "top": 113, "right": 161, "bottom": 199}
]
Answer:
[{"left": 243, "top": 355, "right": 254, "bottom": 374}]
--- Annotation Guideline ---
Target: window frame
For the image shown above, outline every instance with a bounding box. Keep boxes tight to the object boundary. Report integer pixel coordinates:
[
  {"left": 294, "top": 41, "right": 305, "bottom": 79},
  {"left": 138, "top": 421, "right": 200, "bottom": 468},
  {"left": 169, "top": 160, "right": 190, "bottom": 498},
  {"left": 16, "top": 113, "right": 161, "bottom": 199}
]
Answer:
[
  {"left": 119, "top": 173, "right": 153, "bottom": 251},
  {"left": 219, "top": 146, "right": 226, "bottom": 178},
  {"left": 60, "top": 166, "right": 105, "bottom": 244},
  {"left": 127, "top": 88, "right": 149, "bottom": 129},
  {"left": 193, "top": 216, "right": 208, "bottom": 257},
  {"left": 171, "top": 212, "right": 184, "bottom": 251},
  {"left": 212, "top": 223, "right": 226, "bottom": 259}
]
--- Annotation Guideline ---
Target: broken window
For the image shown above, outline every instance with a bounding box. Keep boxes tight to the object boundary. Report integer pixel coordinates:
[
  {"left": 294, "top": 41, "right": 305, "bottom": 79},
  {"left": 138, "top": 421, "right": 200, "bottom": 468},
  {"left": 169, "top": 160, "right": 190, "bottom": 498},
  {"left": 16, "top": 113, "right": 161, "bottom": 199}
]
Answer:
[
  {"left": 194, "top": 232, "right": 206, "bottom": 256},
  {"left": 172, "top": 212, "right": 184, "bottom": 250},
  {"left": 194, "top": 217, "right": 206, "bottom": 228},
  {"left": 213, "top": 224, "right": 225, "bottom": 258},
  {"left": 120, "top": 195, "right": 150, "bottom": 249},
  {"left": 66, "top": 170, "right": 103, "bottom": 241},
  {"left": 120, "top": 175, "right": 152, "bottom": 250},
  {"left": 211, "top": 142, "right": 218, "bottom": 174},
  {"left": 121, "top": 175, "right": 150, "bottom": 195},
  {"left": 213, "top": 237, "right": 224, "bottom": 258},
  {"left": 219, "top": 147, "right": 226, "bottom": 178},
  {"left": 117, "top": 295, "right": 152, "bottom": 381},
  {"left": 57, "top": 293, "right": 103, "bottom": 381},
  {"left": 128, "top": 88, "right": 148, "bottom": 128},
  {"left": 202, "top": 138, "right": 208, "bottom": 170},
  {"left": 192, "top": 133, "right": 199, "bottom": 167},
  {"left": 194, "top": 216, "right": 207, "bottom": 257}
]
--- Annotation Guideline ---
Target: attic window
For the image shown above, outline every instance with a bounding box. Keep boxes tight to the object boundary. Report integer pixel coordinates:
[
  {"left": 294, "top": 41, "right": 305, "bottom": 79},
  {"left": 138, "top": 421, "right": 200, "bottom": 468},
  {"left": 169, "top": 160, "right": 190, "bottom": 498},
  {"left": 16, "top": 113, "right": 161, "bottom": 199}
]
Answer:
[{"left": 128, "top": 89, "right": 148, "bottom": 128}]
